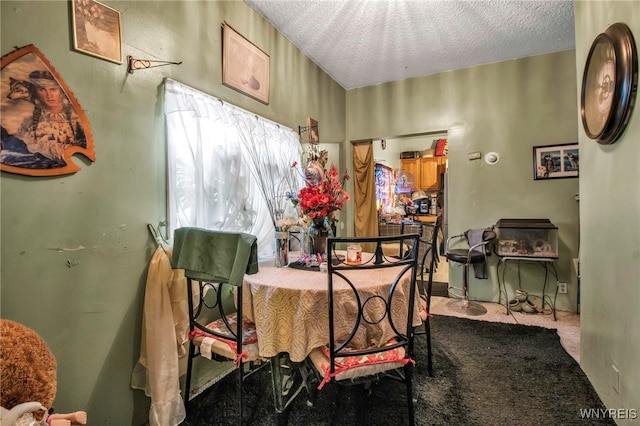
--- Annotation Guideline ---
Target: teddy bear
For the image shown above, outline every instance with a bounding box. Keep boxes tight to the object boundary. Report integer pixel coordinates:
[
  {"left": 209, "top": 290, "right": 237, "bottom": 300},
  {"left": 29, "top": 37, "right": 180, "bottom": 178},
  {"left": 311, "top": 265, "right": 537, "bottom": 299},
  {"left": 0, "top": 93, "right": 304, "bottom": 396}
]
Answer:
[{"left": 0, "top": 319, "right": 87, "bottom": 426}]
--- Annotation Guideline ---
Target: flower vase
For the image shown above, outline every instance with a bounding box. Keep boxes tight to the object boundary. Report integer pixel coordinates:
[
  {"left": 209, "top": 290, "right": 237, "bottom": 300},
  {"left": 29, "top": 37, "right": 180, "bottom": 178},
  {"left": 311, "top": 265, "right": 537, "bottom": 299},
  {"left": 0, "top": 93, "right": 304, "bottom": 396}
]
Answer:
[
  {"left": 290, "top": 231, "right": 310, "bottom": 257},
  {"left": 274, "top": 230, "right": 289, "bottom": 267},
  {"left": 307, "top": 217, "right": 333, "bottom": 259}
]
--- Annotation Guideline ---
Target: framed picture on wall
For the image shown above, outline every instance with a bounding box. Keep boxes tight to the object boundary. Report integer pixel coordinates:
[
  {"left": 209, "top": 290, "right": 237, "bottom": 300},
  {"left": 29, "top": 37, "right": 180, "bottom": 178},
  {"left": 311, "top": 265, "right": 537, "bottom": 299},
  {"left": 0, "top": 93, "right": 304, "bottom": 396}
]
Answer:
[
  {"left": 71, "top": 0, "right": 123, "bottom": 64},
  {"left": 222, "top": 22, "right": 270, "bottom": 104},
  {"left": 533, "top": 143, "right": 579, "bottom": 180},
  {"left": 0, "top": 44, "right": 95, "bottom": 176},
  {"left": 308, "top": 118, "right": 319, "bottom": 144}
]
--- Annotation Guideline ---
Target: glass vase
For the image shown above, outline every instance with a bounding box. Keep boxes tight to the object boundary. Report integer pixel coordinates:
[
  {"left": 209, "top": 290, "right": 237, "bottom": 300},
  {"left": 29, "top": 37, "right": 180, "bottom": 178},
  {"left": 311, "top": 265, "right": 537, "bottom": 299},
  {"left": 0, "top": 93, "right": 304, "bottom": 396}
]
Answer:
[
  {"left": 290, "top": 230, "right": 310, "bottom": 257},
  {"left": 307, "top": 217, "right": 334, "bottom": 260},
  {"left": 274, "top": 230, "right": 289, "bottom": 267}
]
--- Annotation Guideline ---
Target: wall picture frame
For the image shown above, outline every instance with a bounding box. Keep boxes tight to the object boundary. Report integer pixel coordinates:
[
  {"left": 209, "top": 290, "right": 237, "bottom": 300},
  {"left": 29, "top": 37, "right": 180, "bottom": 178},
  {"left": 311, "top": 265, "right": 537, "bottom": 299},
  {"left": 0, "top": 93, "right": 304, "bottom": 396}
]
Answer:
[
  {"left": 533, "top": 143, "right": 579, "bottom": 180},
  {"left": 71, "top": 0, "right": 123, "bottom": 64},
  {"left": 222, "top": 22, "right": 270, "bottom": 104},
  {"left": 308, "top": 118, "right": 319, "bottom": 143},
  {"left": 1, "top": 44, "right": 95, "bottom": 176}
]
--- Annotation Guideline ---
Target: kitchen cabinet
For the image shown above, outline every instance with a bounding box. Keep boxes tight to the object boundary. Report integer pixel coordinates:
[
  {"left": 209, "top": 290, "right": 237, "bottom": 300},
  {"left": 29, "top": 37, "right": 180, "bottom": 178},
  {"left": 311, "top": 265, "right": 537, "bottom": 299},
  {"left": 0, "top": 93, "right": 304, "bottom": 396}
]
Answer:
[
  {"left": 418, "top": 158, "right": 440, "bottom": 190},
  {"left": 401, "top": 156, "right": 446, "bottom": 191},
  {"left": 400, "top": 158, "right": 418, "bottom": 183}
]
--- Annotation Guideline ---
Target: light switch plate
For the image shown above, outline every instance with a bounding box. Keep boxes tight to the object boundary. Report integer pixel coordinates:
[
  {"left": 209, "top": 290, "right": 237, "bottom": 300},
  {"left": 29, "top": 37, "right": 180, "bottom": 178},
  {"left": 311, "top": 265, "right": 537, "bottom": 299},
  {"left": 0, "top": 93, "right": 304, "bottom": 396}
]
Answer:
[{"left": 468, "top": 152, "right": 481, "bottom": 160}]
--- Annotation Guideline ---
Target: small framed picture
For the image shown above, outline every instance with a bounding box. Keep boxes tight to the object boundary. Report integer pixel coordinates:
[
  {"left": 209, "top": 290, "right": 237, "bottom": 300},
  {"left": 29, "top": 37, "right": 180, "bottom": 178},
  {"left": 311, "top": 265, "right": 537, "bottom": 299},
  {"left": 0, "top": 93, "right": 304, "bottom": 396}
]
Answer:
[
  {"left": 222, "top": 22, "right": 270, "bottom": 104},
  {"left": 72, "top": 0, "right": 123, "bottom": 64},
  {"left": 308, "top": 118, "right": 319, "bottom": 144},
  {"left": 533, "top": 143, "right": 579, "bottom": 180}
]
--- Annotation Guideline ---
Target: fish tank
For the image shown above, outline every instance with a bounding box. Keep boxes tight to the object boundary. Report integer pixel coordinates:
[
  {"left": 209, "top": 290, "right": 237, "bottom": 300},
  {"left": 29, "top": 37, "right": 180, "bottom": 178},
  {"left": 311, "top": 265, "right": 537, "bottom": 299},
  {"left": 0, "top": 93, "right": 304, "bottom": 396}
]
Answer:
[{"left": 496, "top": 219, "right": 558, "bottom": 259}]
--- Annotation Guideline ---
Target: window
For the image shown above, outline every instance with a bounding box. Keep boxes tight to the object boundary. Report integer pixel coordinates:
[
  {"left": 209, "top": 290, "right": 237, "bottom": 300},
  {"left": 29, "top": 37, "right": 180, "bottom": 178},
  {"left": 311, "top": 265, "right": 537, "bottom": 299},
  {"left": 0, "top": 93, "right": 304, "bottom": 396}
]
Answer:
[{"left": 164, "top": 79, "right": 302, "bottom": 259}]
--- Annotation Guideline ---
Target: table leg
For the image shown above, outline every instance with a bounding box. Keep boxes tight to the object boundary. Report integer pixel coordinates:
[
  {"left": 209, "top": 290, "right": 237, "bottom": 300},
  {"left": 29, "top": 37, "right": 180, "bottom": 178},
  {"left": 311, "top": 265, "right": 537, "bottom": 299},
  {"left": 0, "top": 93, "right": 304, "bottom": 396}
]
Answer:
[
  {"left": 270, "top": 353, "right": 315, "bottom": 414},
  {"left": 541, "top": 261, "right": 558, "bottom": 321},
  {"left": 577, "top": 274, "right": 580, "bottom": 314},
  {"left": 550, "top": 262, "right": 558, "bottom": 321},
  {"left": 541, "top": 262, "right": 548, "bottom": 312},
  {"left": 498, "top": 259, "right": 509, "bottom": 315}
]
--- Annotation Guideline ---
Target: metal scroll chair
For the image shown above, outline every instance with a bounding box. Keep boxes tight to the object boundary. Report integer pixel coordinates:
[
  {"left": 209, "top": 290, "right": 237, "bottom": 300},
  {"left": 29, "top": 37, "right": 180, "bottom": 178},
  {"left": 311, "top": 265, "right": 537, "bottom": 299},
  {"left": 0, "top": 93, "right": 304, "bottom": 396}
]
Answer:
[
  {"left": 445, "top": 228, "right": 497, "bottom": 316},
  {"left": 381, "top": 220, "right": 437, "bottom": 275},
  {"left": 402, "top": 220, "right": 439, "bottom": 267},
  {"left": 389, "top": 217, "right": 441, "bottom": 375},
  {"left": 171, "top": 227, "right": 266, "bottom": 426},
  {"left": 308, "top": 234, "right": 421, "bottom": 426},
  {"left": 414, "top": 214, "right": 442, "bottom": 376}
]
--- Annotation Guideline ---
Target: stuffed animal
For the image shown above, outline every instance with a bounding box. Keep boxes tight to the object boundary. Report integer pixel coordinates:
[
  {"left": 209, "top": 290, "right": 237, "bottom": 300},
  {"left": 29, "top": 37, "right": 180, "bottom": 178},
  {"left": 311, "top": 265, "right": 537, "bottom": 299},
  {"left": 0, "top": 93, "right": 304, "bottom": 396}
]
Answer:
[{"left": 0, "top": 319, "right": 87, "bottom": 426}]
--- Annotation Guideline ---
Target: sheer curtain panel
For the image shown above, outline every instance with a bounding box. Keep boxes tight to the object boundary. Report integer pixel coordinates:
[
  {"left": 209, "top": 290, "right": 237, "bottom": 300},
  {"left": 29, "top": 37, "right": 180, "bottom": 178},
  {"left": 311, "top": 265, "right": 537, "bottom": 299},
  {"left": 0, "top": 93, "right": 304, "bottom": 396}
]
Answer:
[{"left": 164, "top": 79, "right": 302, "bottom": 259}]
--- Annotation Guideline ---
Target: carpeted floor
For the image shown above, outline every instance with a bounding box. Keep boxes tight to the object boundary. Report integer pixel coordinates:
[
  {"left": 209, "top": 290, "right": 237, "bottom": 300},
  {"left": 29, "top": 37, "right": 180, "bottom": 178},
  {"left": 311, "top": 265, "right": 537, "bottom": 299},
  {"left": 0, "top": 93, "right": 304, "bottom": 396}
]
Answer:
[{"left": 184, "top": 315, "right": 612, "bottom": 426}]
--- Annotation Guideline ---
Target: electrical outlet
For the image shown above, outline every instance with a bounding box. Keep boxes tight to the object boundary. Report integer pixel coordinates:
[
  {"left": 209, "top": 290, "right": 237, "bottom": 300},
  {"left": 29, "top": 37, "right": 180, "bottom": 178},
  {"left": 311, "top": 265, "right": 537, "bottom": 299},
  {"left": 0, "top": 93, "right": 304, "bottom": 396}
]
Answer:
[{"left": 558, "top": 282, "right": 568, "bottom": 294}]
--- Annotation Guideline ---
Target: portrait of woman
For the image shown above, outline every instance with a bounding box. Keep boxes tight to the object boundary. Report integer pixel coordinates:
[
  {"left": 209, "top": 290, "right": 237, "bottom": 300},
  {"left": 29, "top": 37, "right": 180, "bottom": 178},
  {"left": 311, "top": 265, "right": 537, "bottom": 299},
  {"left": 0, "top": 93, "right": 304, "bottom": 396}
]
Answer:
[{"left": 1, "top": 45, "right": 94, "bottom": 176}]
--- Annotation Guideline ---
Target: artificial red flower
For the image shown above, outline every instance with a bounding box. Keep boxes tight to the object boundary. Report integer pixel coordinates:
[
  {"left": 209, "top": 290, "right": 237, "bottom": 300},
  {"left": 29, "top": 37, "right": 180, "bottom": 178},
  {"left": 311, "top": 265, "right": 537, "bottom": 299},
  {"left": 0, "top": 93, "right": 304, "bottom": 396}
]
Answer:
[{"left": 292, "top": 164, "right": 350, "bottom": 221}]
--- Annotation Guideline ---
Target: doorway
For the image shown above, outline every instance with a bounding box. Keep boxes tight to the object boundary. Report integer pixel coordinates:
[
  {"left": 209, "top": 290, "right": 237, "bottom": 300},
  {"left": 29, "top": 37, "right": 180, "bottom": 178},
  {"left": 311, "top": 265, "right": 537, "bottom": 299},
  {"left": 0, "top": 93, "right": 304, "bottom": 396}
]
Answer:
[{"left": 366, "top": 131, "right": 450, "bottom": 290}]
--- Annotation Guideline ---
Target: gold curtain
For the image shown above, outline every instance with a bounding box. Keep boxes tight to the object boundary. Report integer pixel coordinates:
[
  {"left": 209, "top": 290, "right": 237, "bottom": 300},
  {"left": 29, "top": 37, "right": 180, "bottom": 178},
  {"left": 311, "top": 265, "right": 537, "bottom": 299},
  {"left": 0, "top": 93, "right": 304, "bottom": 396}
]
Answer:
[{"left": 352, "top": 142, "right": 379, "bottom": 251}]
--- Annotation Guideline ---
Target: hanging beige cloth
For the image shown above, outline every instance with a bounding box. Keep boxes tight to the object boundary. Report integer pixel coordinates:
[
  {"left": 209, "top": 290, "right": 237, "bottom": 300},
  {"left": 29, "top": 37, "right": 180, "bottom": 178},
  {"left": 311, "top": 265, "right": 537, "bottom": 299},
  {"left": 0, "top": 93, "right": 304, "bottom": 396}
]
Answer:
[
  {"left": 353, "top": 141, "right": 379, "bottom": 252},
  {"left": 130, "top": 246, "right": 190, "bottom": 426}
]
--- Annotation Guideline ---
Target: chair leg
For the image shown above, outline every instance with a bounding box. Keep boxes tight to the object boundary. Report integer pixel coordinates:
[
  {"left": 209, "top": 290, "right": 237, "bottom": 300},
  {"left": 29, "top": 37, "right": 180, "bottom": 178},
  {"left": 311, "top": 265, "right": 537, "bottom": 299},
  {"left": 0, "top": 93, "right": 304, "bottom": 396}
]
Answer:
[
  {"left": 405, "top": 364, "right": 416, "bottom": 426},
  {"left": 425, "top": 263, "right": 434, "bottom": 377},
  {"left": 462, "top": 264, "right": 469, "bottom": 300},
  {"left": 446, "top": 264, "right": 487, "bottom": 316},
  {"left": 425, "top": 317, "right": 433, "bottom": 377},
  {"left": 183, "top": 341, "right": 195, "bottom": 409},
  {"left": 238, "top": 362, "right": 243, "bottom": 426}
]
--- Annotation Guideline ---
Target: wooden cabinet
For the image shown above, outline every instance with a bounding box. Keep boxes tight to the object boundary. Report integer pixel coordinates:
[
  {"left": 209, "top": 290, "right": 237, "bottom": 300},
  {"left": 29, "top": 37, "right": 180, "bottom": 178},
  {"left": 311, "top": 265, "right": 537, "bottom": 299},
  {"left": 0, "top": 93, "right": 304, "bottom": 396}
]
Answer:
[
  {"left": 401, "top": 156, "right": 446, "bottom": 191},
  {"left": 400, "top": 158, "right": 419, "bottom": 183},
  {"left": 418, "top": 158, "right": 440, "bottom": 190}
]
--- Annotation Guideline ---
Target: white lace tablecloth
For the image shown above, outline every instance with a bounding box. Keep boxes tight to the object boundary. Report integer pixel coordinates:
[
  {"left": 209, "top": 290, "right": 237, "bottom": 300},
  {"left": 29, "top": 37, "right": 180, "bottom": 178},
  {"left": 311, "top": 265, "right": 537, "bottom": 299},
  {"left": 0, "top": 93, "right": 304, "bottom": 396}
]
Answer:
[{"left": 242, "top": 258, "right": 421, "bottom": 363}]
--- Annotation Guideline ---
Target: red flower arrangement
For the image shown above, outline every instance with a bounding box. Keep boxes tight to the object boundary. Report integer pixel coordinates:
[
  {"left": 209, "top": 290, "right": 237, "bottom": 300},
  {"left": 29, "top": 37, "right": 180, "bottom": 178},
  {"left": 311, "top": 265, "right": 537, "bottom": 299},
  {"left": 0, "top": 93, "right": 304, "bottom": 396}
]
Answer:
[{"left": 291, "top": 164, "right": 350, "bottom": 221}]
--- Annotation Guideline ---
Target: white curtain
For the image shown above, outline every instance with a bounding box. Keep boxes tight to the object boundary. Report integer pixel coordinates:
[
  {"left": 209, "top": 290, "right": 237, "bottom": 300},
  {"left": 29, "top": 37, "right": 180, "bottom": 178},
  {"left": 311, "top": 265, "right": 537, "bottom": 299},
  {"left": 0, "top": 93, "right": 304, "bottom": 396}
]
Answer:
[{"left": 164, "top": 78, "right": 302, "bottom": 259}]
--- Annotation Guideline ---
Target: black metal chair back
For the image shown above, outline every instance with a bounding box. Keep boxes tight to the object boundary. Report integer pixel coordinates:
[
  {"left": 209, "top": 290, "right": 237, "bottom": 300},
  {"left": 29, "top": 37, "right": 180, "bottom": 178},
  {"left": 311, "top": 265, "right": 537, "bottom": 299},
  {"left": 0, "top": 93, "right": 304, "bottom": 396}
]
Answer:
[
  {"left": 319, "top": 234, "right": 421, "bottom": 425},
  {"left": 172, "top": 227, "right": 262, "bottom": 426},
  {"left": 415, "top": 214, "right": 442, "bottom": 375}
]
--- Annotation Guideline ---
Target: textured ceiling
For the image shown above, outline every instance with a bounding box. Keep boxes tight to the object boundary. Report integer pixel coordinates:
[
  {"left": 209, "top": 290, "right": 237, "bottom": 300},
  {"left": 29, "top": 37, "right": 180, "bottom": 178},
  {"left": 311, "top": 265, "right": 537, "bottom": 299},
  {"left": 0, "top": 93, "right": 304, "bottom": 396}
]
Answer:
[{"left": 245, "top": 0, "right": 576, "bottom": 89}]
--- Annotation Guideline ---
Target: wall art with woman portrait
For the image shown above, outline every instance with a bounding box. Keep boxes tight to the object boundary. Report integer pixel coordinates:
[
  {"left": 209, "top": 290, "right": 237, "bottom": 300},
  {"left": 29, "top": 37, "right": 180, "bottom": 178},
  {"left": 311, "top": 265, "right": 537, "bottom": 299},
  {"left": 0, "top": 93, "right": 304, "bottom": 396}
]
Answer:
[{"left": 1, "top": 45, "right": 95, "bottom": 176}]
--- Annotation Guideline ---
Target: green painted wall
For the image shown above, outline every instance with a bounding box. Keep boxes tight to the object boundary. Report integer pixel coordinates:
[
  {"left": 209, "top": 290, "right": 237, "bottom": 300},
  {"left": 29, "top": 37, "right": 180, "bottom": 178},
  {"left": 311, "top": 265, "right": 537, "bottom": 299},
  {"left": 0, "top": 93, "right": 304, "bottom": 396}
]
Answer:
[
  {"left": 574, "top": 1, "right": 640, "bottom": 422},
  {"left": 0, "top": 1, "right": 344, "bottom": 424},
  {"left": 3, "top": 0, "right": 638, "bottom": 424},
  {"left": 346, "top": 50, "right": 581, "bottom": 313}
]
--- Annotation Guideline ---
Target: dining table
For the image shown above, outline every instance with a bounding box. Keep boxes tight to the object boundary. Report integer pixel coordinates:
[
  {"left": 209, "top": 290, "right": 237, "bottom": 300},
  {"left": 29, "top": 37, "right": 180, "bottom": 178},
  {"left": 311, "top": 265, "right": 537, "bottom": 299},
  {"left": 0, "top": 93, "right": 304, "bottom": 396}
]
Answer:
[
  {"left": 241, "top": 251, "right": 423, "bottom": 413},
  {"left": 242, "top": 252, "right": 423, "bottom": 363}
]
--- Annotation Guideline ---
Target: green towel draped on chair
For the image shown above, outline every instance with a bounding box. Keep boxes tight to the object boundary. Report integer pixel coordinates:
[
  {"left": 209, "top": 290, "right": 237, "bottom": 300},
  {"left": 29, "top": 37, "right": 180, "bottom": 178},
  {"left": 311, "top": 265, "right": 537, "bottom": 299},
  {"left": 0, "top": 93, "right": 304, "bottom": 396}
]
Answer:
[{"left": 171, "top": 227, "right": 259, "bottom": 284}]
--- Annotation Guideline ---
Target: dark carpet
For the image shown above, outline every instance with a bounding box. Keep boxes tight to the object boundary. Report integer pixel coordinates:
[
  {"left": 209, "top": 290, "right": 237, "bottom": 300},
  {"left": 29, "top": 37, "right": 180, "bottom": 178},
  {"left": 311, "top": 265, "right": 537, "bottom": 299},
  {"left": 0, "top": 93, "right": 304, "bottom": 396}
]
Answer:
[{"left": 184, "top": 315, "right": 612, "bottom": 426}]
